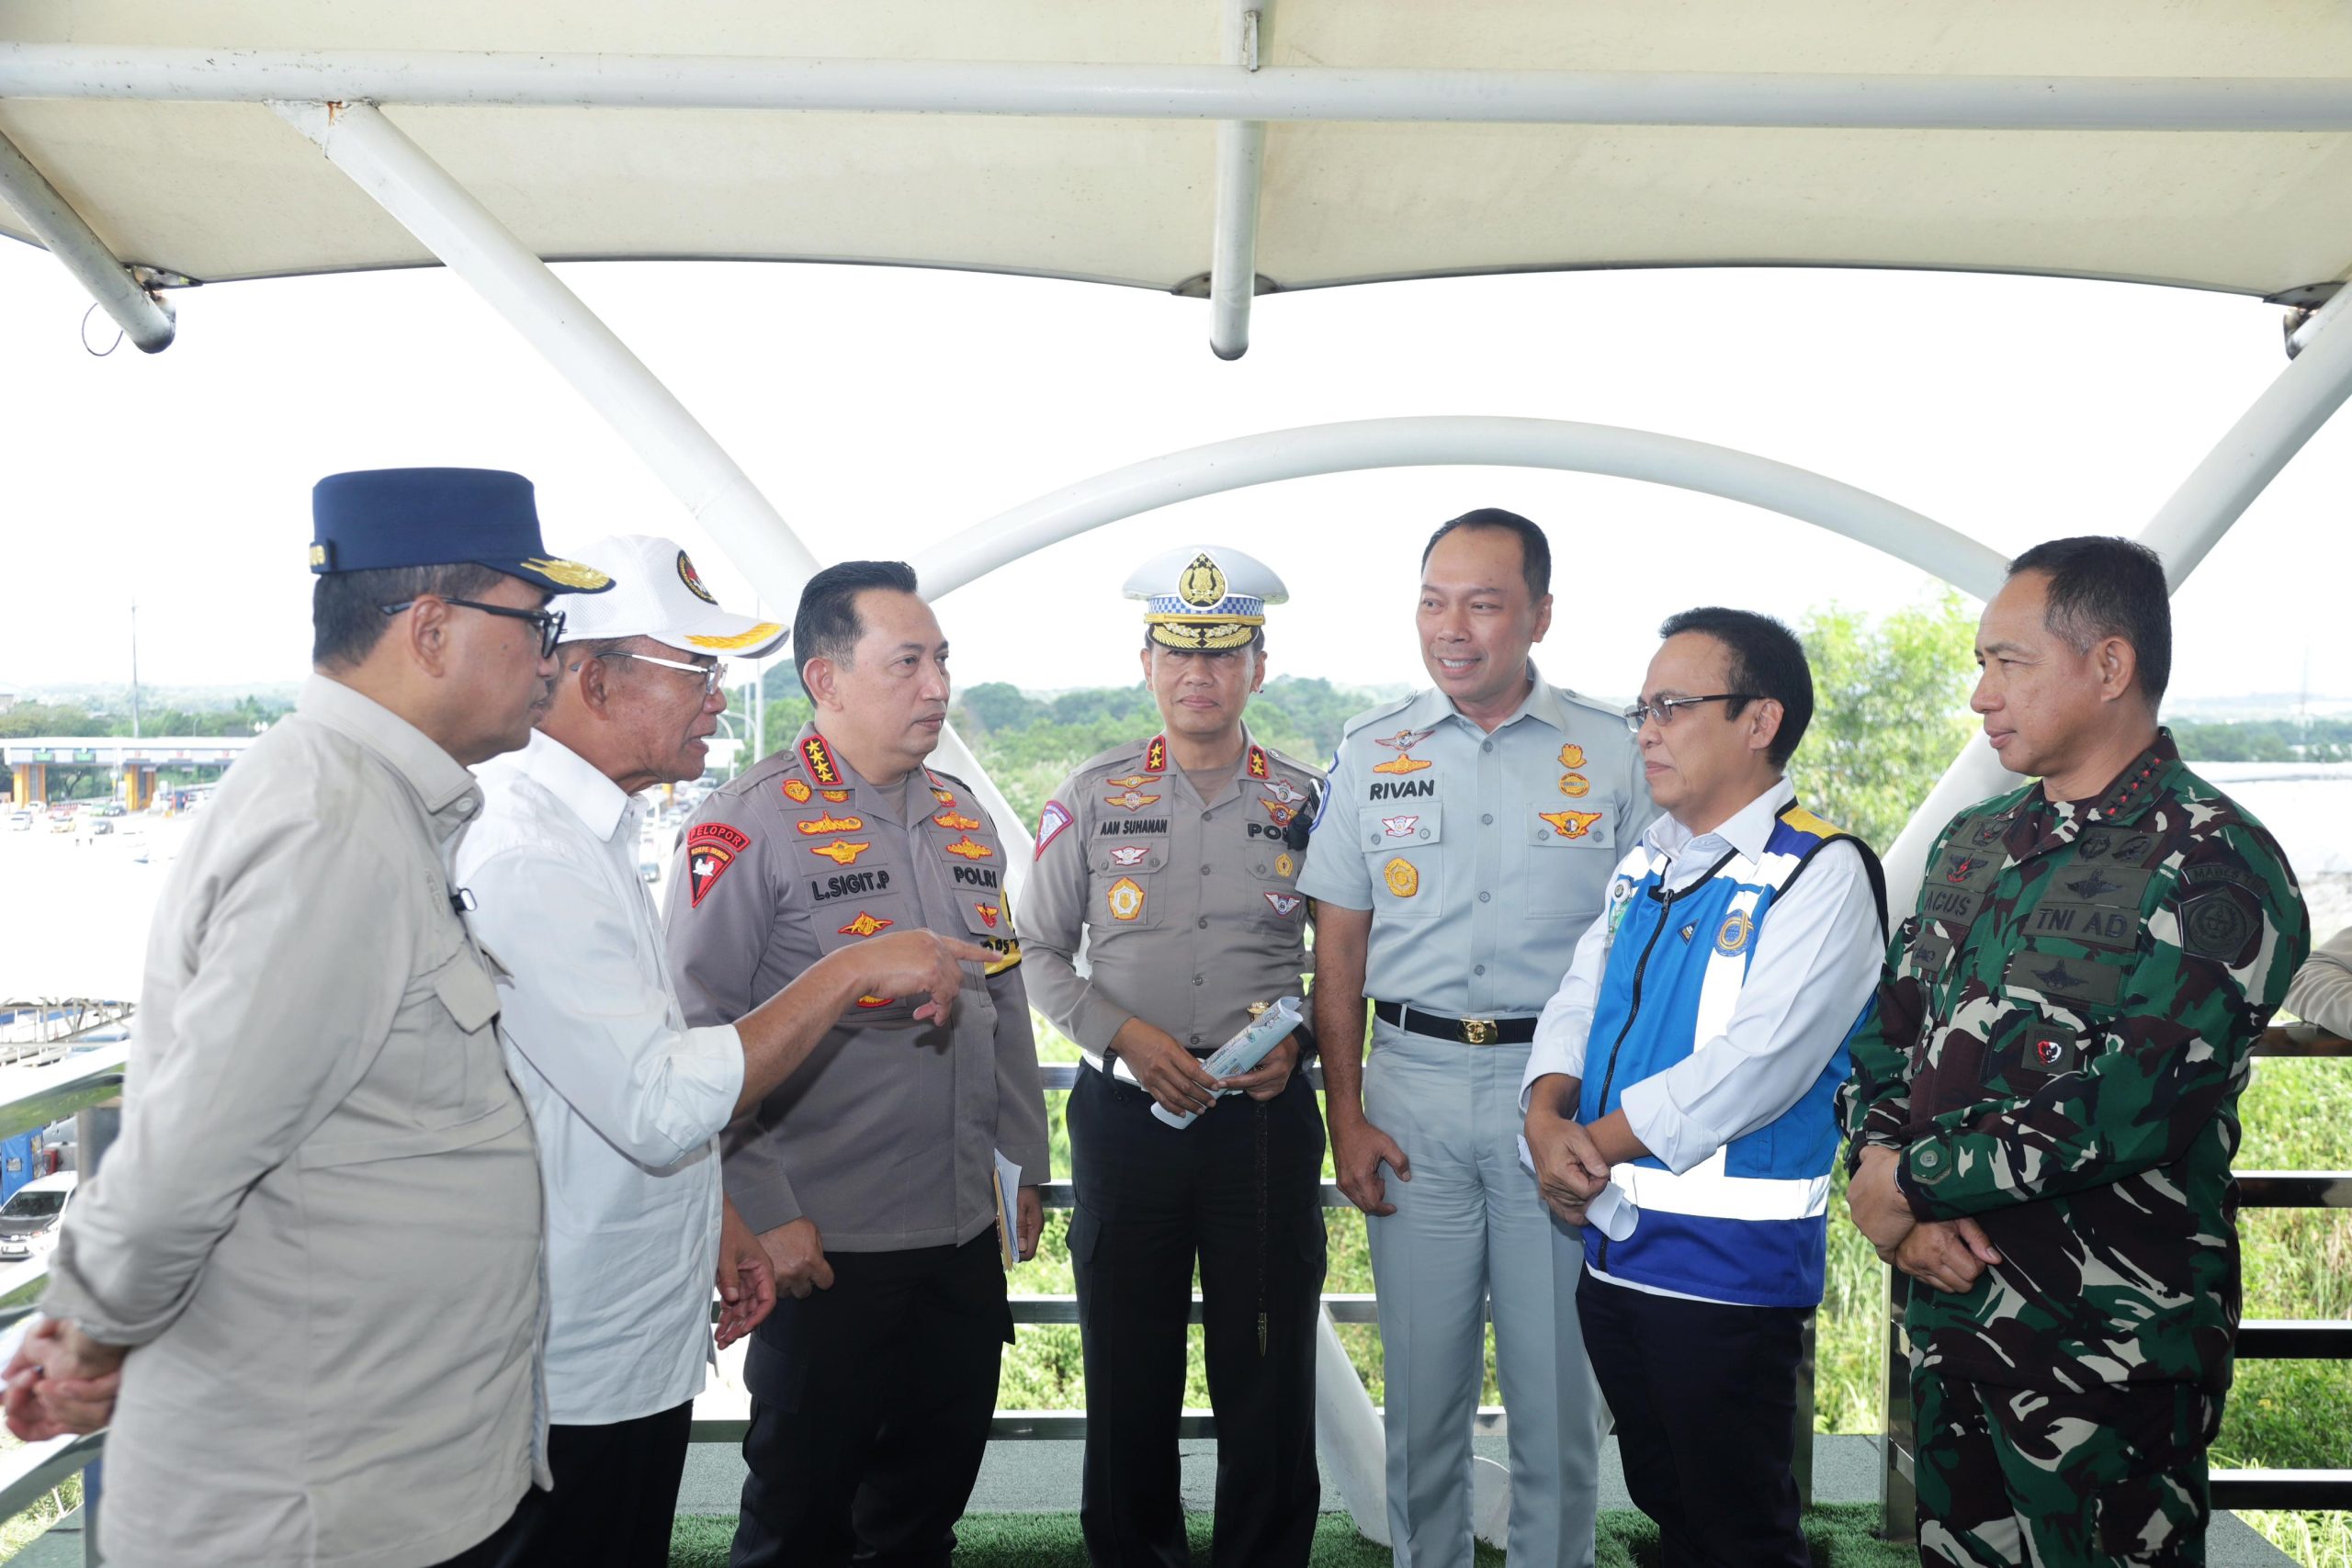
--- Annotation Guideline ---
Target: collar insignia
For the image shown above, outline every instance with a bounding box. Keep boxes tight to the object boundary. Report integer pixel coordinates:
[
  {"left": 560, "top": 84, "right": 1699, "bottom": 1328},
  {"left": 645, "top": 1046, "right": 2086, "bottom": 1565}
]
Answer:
[
  {"left": 800, "top": 734, "right": 842, "bottom": 787},
  {"left": 1144, "top": 736, "right": 1168, "bottom": 774},
  {"left": 1247, "top": 745, "right": 1270, "bottom": 780}
]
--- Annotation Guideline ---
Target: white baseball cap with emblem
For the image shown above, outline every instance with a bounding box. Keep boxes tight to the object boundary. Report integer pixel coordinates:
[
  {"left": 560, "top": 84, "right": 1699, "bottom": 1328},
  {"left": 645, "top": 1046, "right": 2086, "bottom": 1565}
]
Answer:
[
  {"left": 557, "top": 534, "right": 788, "bottom": 658},
  {"left": 1124, "top": 544, "right": 1289, "bottom": 650}
]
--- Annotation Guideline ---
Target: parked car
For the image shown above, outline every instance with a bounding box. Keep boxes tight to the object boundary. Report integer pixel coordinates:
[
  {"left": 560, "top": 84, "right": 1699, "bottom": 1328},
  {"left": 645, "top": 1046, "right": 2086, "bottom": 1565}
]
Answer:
[
  {"left": 6, "top": 811, "right": 31, "bottom": 832},
  {"left": 0, "top": 1172, "right": 76, "bottom": 1263},
  {"left": 639, "top": 859, "right": 662, "bottom": 884}
]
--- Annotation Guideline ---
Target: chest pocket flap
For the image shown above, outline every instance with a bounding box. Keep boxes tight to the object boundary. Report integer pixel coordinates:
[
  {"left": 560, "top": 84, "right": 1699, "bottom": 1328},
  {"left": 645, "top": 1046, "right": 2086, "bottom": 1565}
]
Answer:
[
  {"left": 1358, "top": 802, "right": 1442, "bottom": 852},
  {"left": 1528, "top": 805, "right": 1615, "bottom": 852}
]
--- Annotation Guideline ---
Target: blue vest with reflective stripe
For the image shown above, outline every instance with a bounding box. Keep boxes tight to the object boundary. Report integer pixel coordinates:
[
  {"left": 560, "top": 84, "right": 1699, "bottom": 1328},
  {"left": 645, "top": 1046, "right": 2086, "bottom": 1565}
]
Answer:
[{"left": 1577, "top": 802, "right": 1879, "bottom": 1308}]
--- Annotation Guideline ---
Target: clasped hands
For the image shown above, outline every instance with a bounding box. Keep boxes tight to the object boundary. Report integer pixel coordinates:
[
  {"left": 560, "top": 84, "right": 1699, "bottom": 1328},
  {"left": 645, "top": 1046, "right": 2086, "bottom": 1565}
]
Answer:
[
  {"left": 1521, "top": 1100, "right": 1612, "bottom": 1228},
  {"left": 1846, "top": 1145, "right": 2001, "bottom": 1295},
  {"left": 2, "top": 1317, "right": 125, "bottom": 1440}
]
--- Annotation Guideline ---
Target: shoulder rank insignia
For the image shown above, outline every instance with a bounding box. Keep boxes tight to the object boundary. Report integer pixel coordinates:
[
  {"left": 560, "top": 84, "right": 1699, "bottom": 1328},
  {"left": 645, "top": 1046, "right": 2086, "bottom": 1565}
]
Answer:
[
  {"left": 1540, "top": 809, "right": 1603, "bottom": 840},
  {"left": 1107, "top": 877, "right": 1147, "bottom": 921},
  {"left": 1105, "top": 788, "right": 1162, "bottom": 813},
  {"left": 1247, "top": 745, "right": 1270, "bottom": 780},
  {"left": 974, "top": 903, "right": 1001, "bottom": 929},
  {"left": 797, "top": 814, "right": 865, "bottom": 835},
  {"left": 944, "top": 836, "right": 993, "bottom": 861},
  {"left": 1559, "top": 743, "right": 1586, "bottom": 770},
  {"left": 800, "top": 734, "right": 843, "bottom": 787},
  {"left": 1384, "top": 858, "right": 1419, "bottom": 897},
  {"left": 933, "top": 810, "right": 982, "bottom": 831},
  {"left": 1144, "top": 735, "right": 1169, "bottom": 774},
  {"left": 1371, "top": 728, "right": 1435, "bottom": 775},
  {"left": 808, "top": 839, "right": 871, "bottom": 866},
  {"left": 838, "top": 912, "right": 893, "bottom": 937},
  {"left": 1264, "top": 892, "right": 1304, "bottom": 917},
  {"left": 782, "top": 778, "right": 813, "bottom": 804}
]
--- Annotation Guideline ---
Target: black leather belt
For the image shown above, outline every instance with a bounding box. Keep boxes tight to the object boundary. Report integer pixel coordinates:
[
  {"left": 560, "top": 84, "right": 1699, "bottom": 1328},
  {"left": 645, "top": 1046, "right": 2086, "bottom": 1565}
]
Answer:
[{"left": 1372, "top": 1001, "right": 1538, "bottom": 1046}]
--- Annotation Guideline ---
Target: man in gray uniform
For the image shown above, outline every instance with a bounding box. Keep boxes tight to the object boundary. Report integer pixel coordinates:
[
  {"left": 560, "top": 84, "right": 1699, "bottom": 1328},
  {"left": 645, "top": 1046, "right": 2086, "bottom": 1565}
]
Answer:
[
  {"left": 666, "top": 559, "right": 1051, "bottom": 1568},
  {"left": 1023, "top": 546, "right": 1327, "bottom": 1568},
  {"left": 1299, "top": 508, "right": 1656, "bottom": 1568},
  {"left": 6, "top": 468, "right": 613, "bottom": 1568}
]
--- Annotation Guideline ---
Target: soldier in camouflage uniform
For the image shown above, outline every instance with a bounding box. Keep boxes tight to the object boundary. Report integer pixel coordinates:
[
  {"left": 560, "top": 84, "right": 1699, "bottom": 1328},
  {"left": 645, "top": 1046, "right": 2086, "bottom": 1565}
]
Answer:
[{"left": 1840, "top": 536, "right": 2309, "bottom": 1567}]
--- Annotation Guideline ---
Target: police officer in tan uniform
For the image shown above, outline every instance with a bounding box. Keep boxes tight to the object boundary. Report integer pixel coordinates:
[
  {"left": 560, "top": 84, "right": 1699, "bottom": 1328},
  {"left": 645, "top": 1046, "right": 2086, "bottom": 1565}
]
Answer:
[
  {"left": 665, "top": 560, "right": 1051, "bottom": 1568},
  {"left": 1022, "top": 547, "right": 1328, "bottom": 1568}
]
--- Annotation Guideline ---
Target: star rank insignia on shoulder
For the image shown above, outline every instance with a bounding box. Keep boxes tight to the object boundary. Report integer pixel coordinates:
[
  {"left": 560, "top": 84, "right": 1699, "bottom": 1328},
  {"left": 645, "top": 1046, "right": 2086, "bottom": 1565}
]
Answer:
[
  {"left": 800, "top": 734, "right": 844, "bottom": 787},
  {"left": 1247, "top": 745, "right": 1270, "bottom": 780},
  {"left": 1143, "top": 736, "right": 1168, "bottom": 773}
]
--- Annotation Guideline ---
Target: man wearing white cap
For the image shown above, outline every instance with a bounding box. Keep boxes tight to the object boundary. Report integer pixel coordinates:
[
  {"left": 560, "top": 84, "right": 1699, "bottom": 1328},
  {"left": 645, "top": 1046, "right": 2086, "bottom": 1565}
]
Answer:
[
  {"left": 456, "top": 535, "right": 989, "bottom": 1568},
  {"left": 1023, "top": 546, "right": 1328, "bottom": 1567}
]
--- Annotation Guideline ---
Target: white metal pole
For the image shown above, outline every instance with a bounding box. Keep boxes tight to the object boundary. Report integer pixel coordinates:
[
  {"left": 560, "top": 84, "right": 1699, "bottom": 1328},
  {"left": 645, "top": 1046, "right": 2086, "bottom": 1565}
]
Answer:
[
  {"left": 0, "top": 125, "right": 175, "bottom": 352},
  {"left": 1207, "top": 2, "right": 1267, "bottom": 360},
  {"left": 911, "top": 416, "right": 2009, "bottom": 604},
  {"left": 271, "top": 99, "right": 1032, "bottom": 861},
  {"left": 2137, "top": 280, "right": 2352, "bottom": 586},
  {"left": 12, "top": 50, "right": 2352, "bottom": 130}
]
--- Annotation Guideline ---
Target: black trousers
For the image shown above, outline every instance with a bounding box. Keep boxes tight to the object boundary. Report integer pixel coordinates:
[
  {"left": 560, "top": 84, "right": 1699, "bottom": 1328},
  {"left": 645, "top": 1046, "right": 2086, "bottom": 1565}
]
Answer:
[
  {"left": 521, "top": 1399, "right": 695, "bottom": 1568},
  {"left": 1069, "top": 1066, "right": 1327, "bottom": 1568},
  {"left": 1577, "top": 1270, "right": 1812, "bottom": 1568},
  {"left": 731, "top": 1230, "right": 1012, "bottom": 1568}
]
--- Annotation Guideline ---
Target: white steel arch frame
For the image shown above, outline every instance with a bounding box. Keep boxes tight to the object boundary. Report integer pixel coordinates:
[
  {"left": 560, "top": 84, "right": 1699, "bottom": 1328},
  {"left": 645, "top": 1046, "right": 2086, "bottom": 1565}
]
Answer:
[{"left": 13, "top": 61, "right": 2352, "bottom": 1549}]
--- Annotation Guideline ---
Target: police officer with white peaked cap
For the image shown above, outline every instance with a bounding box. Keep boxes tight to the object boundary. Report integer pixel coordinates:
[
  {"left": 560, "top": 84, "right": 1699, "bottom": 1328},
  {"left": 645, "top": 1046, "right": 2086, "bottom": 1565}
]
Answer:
[
  {"left": 1298, "top": 509, "right": 1659, "bottom": 1568},
  {"left": 1022, "top": 546, "right": 1328, "bottom": 1568}
]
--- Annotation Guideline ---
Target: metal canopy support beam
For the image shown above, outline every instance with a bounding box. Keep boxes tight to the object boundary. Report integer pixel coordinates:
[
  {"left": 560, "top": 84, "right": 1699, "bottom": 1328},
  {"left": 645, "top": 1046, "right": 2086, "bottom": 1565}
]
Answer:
[
  {"left": 8, "top": 48, "right": 2352, "bottom": 130},
  {"left": 0, "top": 126, "right": 175, "bottom": 352},
  {"left": 266, "top": 98, "right": 1024, "bottom": 839},
  {"left": 1207, "top": 2, "right": 1266, "bottom": 360},
  {"left": 911, "top": 415, "right": 2009, "bottom": 604}
]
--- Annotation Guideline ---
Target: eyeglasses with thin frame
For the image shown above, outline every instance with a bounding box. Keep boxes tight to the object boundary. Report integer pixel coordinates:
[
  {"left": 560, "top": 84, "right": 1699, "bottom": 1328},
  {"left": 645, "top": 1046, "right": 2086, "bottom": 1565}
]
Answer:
[
  {"left": 1620, "top": 694, "right": 1761, "bottom": 735},
  {"left": 592, "top": 649, "right": 729, "bottom": 695},
  {"left": 379, "top": 597, "right": 566, "bottom": 660}
]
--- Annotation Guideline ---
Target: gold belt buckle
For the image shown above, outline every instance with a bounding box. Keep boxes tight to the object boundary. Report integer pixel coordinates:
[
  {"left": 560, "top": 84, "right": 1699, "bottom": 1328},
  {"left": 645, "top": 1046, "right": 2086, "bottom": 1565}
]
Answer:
[{"left": 1462, "top": 1018, "right": 1496, "bottom": 1045}]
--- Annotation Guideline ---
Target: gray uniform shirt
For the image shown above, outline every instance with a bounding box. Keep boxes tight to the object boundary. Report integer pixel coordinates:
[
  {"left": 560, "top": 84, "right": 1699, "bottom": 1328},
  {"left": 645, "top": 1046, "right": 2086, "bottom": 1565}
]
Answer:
[
  {"left": 42, "top": 674, "right": 547, "bottom": 1568},
  {"left": 1023, "top": 729, "right": 1325, "bottom": 1055},
  {"left": 665, "top": 725, "right": 1051, "bottom": 1249},
  {"left": 1296, "top": 668, "right": 1659, "bottom": 1017}
]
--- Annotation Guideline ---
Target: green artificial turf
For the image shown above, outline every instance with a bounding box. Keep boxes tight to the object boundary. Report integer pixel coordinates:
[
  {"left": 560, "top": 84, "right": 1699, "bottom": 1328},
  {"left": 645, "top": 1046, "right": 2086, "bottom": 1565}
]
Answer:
[{"left": 669, "top": 1505, "right": 1912, "bottom": 1566}]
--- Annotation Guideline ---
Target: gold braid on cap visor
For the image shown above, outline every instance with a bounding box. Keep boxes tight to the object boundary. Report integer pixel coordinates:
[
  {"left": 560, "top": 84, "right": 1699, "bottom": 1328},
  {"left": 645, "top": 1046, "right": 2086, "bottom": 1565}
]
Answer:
[{"left": 1147, "top": 616, "right": 1261, "bottom": 650}]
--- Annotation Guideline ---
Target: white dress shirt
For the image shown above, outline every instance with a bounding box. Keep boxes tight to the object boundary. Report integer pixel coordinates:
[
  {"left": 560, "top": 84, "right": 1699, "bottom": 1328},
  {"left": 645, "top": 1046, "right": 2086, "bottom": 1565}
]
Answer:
[
  {"left": 1521, "top": 776, "right": 1883, "bottom": 1176},
  {"left": 459, "top": 730, "right": 747, "bottom": 1426}
]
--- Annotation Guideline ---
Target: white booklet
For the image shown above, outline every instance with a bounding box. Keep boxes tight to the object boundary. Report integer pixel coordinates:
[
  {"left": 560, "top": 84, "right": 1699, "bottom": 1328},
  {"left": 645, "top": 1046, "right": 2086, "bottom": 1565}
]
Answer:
[{"left": 990, "top": 1148, "right": 1023, "bottom": 1267}]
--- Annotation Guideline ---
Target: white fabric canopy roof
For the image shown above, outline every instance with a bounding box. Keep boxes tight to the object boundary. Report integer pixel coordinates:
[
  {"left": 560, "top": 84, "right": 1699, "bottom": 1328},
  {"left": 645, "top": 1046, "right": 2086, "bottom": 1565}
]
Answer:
[{"left": 6, "top": 1, "right": 2352, "bottom": 299}]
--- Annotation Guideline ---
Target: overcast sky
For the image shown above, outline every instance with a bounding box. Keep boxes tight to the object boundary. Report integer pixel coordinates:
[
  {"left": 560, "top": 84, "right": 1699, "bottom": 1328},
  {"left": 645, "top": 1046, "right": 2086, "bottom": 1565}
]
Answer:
[{"left": 1, "top": 241, "right": 2345, "bottom": 709}]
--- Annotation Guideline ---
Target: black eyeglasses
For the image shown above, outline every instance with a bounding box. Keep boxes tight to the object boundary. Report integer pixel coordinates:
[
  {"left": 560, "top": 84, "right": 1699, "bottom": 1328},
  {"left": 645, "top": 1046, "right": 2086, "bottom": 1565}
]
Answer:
[
  {"left": 1621, "top": 694, "right": 1760, "bottom": 734},
  {"left": 379, "top": 597, "right": 565, "bottom": 659}
]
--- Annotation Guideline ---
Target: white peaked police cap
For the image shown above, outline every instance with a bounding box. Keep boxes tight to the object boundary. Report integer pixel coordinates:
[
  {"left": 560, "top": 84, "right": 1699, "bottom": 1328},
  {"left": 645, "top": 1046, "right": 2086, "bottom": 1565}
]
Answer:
[{"left": 558, "top": 535, "right": 788, "bottom": 658}]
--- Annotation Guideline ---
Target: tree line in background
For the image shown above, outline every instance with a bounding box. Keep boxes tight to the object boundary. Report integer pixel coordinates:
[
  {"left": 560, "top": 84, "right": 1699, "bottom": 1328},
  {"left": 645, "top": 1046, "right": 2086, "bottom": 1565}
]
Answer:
[{"left": 0, "top": 694, "right": 289, "bottom": 740}]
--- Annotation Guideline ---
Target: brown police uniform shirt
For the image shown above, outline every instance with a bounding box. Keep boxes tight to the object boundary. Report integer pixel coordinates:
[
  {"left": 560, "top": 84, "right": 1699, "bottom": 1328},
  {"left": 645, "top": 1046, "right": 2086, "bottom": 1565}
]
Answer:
[
  {"left": 1022, "top": 729, "right": 1323, "bottom": 1056},
  {"left": 664, "top": 725, "right": 1050, "bottom": 1250}
]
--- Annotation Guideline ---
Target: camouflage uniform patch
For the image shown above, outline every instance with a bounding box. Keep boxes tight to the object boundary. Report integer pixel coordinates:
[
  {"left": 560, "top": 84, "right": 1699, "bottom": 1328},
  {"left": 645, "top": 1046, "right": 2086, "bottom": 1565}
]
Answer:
[{"left": 1838, "top": 730, "right": 2309, "bottom": 1561}]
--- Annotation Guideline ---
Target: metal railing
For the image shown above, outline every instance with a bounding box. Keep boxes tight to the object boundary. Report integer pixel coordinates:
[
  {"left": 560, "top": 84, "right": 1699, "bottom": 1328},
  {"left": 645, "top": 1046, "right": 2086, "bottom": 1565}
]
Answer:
[{"left": 1875, "top": 1021, "right": 2352, "bottom": 1540}]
